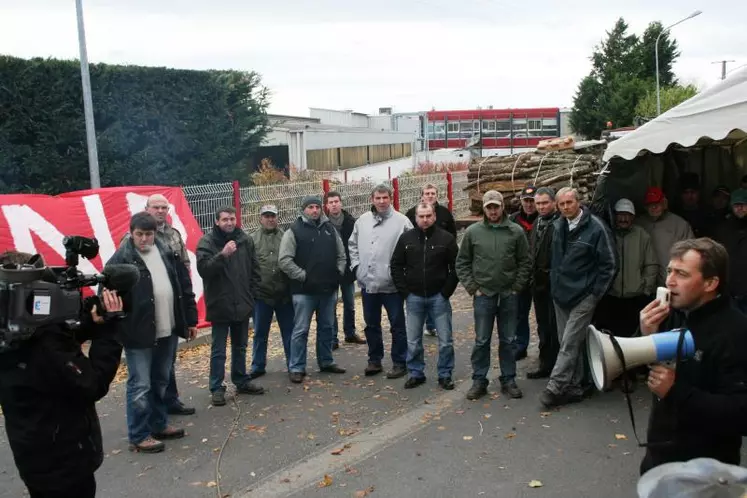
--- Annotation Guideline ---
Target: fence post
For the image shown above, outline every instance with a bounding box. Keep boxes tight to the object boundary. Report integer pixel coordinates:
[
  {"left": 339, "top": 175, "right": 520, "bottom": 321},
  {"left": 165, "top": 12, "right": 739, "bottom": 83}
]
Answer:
[
  {"left": 232, "top": 180, "right": 242, "bottom": 228},
  {"left": 446, "top": 171, "right": 454, "bottom": 212},
  {"left": 392, "top": 177, "right": 400, "bottom": 211},
  {"left": 344, "top": 170, "right": 348, "bottom": 183},
  {"left": 388, "top": 166, "right": 392, "bottom": 180},
  {"left": 322, "top": 179, "right": 331, "bottom": 196}
]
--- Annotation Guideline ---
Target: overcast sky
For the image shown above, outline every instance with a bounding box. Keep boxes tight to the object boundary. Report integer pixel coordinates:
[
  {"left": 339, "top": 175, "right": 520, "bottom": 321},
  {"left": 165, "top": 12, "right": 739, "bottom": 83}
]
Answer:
[{"left": 2, "top": 0, "right": 745, "bottom": 116}]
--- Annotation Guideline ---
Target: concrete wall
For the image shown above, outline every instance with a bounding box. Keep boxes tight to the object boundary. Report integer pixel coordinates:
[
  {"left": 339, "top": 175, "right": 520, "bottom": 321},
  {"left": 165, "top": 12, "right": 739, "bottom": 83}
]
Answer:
[
  {"left": 310, "top": 108, "right": 369, "bottom": 128},
  {"left": 304, "top": 129, "right": 415, "bottom": 150},
  {"left": 306, "top": 143, "right": 413, "bottom": 171}
]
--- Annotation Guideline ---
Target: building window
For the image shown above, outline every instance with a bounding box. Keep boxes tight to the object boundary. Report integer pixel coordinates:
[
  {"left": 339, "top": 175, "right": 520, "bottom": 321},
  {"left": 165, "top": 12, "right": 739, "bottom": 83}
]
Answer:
[
  {"left": 482, "top": 120, "right": 496, "bottom": 138},
  {"left": 496, "top": 119, "right": 511, "bottom": 138},
  {"left": 446, "top": 122, "right": 459, "bottom": 134}
]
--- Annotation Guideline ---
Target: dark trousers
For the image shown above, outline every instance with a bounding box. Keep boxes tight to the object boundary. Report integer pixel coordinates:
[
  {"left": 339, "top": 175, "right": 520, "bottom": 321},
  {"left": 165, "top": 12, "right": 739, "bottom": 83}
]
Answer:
[
  {"left": 27, "top": 474, "right": 96, "bottom": 498},
  {"left": 532, "top": 289, "right": 559, "bottom": 372},
  {"left": 361, "top": 290, "right": 407, "bottom": 367}
]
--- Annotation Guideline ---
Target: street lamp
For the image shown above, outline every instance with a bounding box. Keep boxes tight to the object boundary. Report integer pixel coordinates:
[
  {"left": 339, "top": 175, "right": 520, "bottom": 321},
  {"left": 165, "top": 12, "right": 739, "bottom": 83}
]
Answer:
[
  {"left": 75, "top": 0, "right": 101, "bottom": 188},
  {"left": 655, "top": 10, "right": 702, "bottom": 116}
]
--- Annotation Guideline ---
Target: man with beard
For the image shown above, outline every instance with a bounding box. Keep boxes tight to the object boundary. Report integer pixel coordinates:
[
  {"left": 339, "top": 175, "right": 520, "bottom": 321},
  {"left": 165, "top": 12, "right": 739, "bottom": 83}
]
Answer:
[
  {"left": 638, "top": 238, "right": 747, "bottom": 474},
  {"left": 527, "top": 187, "right": 561, "bottom": 379},
  {"left": 197, "top": 206, "right": 265, "bottom": 407}
]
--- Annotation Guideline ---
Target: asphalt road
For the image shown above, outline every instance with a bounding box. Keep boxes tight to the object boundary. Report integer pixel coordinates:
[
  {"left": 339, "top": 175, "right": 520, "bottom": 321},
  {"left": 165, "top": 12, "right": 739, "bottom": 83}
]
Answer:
[{"left": 0, "top": 289, "right": 736, "bottom": 498}]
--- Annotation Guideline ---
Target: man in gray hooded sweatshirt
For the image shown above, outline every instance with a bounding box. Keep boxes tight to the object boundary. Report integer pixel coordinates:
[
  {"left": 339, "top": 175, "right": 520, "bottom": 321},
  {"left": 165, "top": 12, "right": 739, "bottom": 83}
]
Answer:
[
  {"left": 279, "top": 195, "right": 348, "bottom": 383},
  {"left": 349, "top": 184, "right": 414, "bottom": 379}
]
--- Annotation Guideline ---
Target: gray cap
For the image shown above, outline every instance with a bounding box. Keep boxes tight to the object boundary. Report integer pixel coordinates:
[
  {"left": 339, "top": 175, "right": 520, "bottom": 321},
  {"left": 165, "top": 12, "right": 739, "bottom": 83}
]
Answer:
[
  {"left": 637, "top": 458, "right": 747, "bottom": 498},
  {"left": 260, "top": 204, "right": 278, "bottom": 215},
  {"left": 482, "top": 190, "right": 504, "bottom": 208},
  {"left": 614, "top": 198, "right": 635, "bottom": 215},
  {"left": 301, "top": 195, "right": 323, "bottom": 209}
]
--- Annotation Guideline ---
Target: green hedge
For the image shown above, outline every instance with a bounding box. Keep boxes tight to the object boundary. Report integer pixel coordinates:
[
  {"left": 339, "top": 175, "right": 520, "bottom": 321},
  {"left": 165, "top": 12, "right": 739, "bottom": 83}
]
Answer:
[{"left": 0, "top": 56, "right": 269, "bottom": 194}]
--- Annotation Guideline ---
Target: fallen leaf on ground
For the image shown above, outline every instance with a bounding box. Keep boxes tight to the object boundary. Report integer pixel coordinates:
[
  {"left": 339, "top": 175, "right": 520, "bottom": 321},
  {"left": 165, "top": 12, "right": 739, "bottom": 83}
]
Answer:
[
  {"left": 345, "top": 465, "right": 360, "bottom": 475},
  {"left": 354, "top": 486, "right": 375, "bottom": 497},
  {"left": 505, "top": 432, "right": 517, "bottom": 439},
  {"left": 207, "top": 481, "right": 217, "bottom": 488},
  {"left": 318, "top": 474, "right": 333, "bottom": 488},
  {"left": 615, "top": 434, "right": 627, "bottom": 440},
  {"left": 281, "top": 478, "right": 291, "bottom": 483},
  {"left": 540, "top": 412, "right": 552, "bottom": 418},
  {"left": 111, "top": 449, "right": 122, "bottom": 455},
  {"left": 483, "top": 413, "right": 492, "bottom": 419},
  {"left": 463, "top": 436, "right": 473, "bottom": 441},
  {"left": 331, "top": 443, "right": 352, "bottom": 455},
  {"left": 528, "top": 480, "right": 543, "bottom": 488},
  {"left": 437, "top": 426, "right": 446, "bottom": 431}
]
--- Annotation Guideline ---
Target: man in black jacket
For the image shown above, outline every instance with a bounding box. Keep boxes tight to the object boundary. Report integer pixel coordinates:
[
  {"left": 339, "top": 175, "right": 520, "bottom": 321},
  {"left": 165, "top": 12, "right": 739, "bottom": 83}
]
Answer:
[
  {"left": 527, "top": 187, "right": 560, "bottom": 379},
  {"left": 0, "top": 253, "right": 124, "bottom": 498},
  {"left": 325, "top": 191, "right": 366, "bottom": 349},
  {"left": 638, "top": 237, "right": 747, "bottom": 474},
  {"left": 712, "top": 188, "right": 747, "bottom": 314},
  {"left": 108, "top": 212, "right": 198, "bottom": 453},
  {"left": 391, "top": 202, "right": 459, "bottom": 390},
  {"left": 405, "top": 182, "right": 457, "bottom": 337},
  {"left": 509, "top": 184, "right": 538, "bottom": 360},
  {"left": 197, "top": 206, "right": 265, "bottom": 407}
]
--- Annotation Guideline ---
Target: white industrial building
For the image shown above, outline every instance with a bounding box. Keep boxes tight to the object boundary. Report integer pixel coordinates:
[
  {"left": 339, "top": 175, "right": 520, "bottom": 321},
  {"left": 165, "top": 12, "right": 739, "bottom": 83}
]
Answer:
[{"left": 257, "top": 108, "right": 422, "bottom": 172}]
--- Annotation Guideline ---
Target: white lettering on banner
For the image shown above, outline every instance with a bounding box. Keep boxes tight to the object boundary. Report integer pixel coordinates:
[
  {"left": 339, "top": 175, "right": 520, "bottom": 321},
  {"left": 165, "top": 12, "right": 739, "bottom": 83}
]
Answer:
[
  {"left": 124, "top": 192, "right": 204, "bottom": 303},
  {"left": 1, "top": 204, "right": 101, "bottom": 289},
  {"left": 82, "top": 194, "right": 116, "bottom": 264}
]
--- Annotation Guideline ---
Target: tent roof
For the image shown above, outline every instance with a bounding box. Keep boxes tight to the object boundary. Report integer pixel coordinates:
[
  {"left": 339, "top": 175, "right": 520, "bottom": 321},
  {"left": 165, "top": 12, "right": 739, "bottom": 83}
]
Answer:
[{"left": 602, "top": 66, "right": 747, "bottom": 162}]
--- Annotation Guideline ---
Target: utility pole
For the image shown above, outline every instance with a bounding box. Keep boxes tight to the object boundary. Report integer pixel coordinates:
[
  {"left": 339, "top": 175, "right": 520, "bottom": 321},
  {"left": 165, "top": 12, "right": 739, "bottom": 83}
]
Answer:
[
  {"left": 75, "top": 0, "right": 101, "bottom": 188},
  {"left": 712, "top": 60, "right": 736, "bottom": 80}
]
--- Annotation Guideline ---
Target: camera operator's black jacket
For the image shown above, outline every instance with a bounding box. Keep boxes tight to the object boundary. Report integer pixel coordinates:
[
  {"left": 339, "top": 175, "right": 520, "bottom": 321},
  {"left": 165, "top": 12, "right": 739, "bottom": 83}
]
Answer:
[
  {"left": 0, "top": 323, "right": 122, "bottom": 492},
  {"left": 641, "top": 294, "right": 747, "bottom": 473},
  {"left": 108, "top": 239, "right": 198, "bottom": 348},
  {"left": 390, "top": 224, "right": 459, "bottom": 299}
]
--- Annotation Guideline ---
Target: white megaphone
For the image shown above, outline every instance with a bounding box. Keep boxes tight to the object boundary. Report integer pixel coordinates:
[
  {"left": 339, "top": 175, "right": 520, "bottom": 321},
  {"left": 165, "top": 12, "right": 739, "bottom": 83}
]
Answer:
[{"left": 586, "top": 325, "right": 696, "bottom": 391}]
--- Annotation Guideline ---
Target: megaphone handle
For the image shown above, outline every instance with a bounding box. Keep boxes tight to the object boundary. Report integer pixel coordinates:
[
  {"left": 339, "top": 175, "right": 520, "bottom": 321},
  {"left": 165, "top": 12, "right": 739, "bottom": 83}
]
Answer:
[{"left": 604, "top": 331, "right": 647, "bottom": 448}]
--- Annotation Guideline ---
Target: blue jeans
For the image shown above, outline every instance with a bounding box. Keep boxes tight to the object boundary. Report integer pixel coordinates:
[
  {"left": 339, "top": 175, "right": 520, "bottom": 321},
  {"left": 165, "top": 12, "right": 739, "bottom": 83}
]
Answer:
[
  {"left": 125, "top": 334, "right": 178, "bottom": 444},
  {"left": 472, "top": 292, "right": 518, "bottom": 385},
  {"left": 515, "top": 289, "right": 532, "bottom": 354},
  {"left": 210, "top": 320, "right": 251, "bottom": 393},
  {"left": 361, "top": 290, "right": 407, "bottom": 367},
  {"left": 333, "top": 281, "right": 357, "bottom": 345},
  {"left": 164, "top": 352, "right": 180, "bottom": 408},
  {"left": 405, "top": 293, "right": 454, "bottom": 379},
  {"left": 251, "top": 299, "right": 294, "bottom": 373},
  {"left": 289, "top": 293, "right": 337, "bottom": 373}
]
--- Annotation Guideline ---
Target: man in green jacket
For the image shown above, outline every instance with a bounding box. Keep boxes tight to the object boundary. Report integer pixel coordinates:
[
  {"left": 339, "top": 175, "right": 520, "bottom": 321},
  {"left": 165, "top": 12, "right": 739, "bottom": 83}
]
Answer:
[
  {"left": 593, "top": 198, "right": 658, "bottom": 391},
  {"left": 249, "top": 204, "right": 295, "bottom": 379},
  {"left": 456, "top": 190, "right": 531, "bottom": 401}
]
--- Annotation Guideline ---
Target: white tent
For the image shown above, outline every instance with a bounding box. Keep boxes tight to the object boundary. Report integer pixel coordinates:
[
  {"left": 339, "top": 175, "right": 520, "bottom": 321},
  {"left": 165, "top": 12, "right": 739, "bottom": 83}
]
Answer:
[{"left": 603, "top": 66, "right": 747, "bottom": 162}]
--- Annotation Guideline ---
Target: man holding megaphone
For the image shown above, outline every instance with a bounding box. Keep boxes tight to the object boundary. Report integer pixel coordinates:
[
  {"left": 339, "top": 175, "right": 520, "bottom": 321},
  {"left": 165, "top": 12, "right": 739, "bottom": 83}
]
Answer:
[{"left": 635, "top": 238, "right": 747, "bottom": 475}]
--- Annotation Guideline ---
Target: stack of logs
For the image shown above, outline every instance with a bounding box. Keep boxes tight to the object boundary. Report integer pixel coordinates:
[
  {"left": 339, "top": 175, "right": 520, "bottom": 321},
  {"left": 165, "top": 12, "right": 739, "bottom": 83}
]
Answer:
[{"left": 464, "top": 150, "right": 603, "bottom": 215}]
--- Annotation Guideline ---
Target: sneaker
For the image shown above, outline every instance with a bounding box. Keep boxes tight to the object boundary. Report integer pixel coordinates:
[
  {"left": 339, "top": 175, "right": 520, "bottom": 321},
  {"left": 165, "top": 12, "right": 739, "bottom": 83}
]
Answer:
[
  {"left": 320, "top": 364, "right": 346, "bottom": 374},
  {"left": 344, "top": 334, "right": 367, "bottom": 344},
  {"left": 404, "top": 376, "right": 426, "bottom": 389},
  {"left": 386, "top": 365, "right": 407, "bottom": 379},
  {"left": 289, "top": 372, "right": 304, "bottom": 383},
  {"left": 539, "top": 389, "right": 573, "bottom": 408},
  {"left": 167, "top": 401, "right": 196, "bottom": 416},
  {"left": 501, "top": 381, "right": 523, "bottom": 399},
  {"left": 515, "top": 350, "right": 528, "bottom": 361},
  {"left": 129, "top": 436, "right": 165, "bottom": 453},
  {"left": 364, "top": 362, "right": 383, "bottom": 376},
  {"left": 237, "top": 381, "right": 265, "bottom": 395},
  {"left": 425, "top": 329, "right": 437, "bottom": 337},
  {"left": 466, "top": 381, "right": 488, "bottom": 400},
  {"left": 152, "top": 426, "right": 185, "bottom": 440},
  {"left": 211, "top": 391, "right": 226, "bottom": 407},
  {"left": 438, "top": 377, "right": 455, "bottom": 390}
]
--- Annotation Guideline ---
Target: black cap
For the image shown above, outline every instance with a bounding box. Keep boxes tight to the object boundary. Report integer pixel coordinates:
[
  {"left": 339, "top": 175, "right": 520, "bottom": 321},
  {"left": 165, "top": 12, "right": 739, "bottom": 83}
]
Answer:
[
  {"left": 520, "top": 185, "right": 537, "bottom": 199},
  {"left": 712, "top": 185, "right": 730, "bottom": 197}
]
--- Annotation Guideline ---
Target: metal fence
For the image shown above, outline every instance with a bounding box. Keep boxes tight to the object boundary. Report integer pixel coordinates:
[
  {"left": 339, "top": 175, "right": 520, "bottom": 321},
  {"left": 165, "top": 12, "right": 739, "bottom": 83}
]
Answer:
[
  {"left": 181, "top": 182, "right": 234, "bottom": 233},
  {"left": 239, "top": 181, "right": 324, "bottom": 233},
  {"left": 396, "top": 173, "right": 449, "bottom": 214},
  {"left": 451, "top": 170, "right": 471, "bottom": 219},
  {"left": 183, "top": 173, "right": 469, "bottom": 235}
]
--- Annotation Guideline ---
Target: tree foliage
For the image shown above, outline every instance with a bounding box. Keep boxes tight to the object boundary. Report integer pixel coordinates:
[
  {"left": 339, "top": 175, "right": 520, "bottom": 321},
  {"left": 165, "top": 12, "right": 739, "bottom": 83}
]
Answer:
[
  {"left": 570, "top": 18, "right": 681, "bottom": 139},
  {"left": 0, "top": 56, "right": 270, "bottom": 194},
  {"left": 634, "top": 83, "right": 699, "bottom": 119}
]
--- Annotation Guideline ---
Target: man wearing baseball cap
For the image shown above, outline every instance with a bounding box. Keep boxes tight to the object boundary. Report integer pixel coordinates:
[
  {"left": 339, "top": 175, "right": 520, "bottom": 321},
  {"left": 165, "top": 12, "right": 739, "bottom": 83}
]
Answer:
[
  {"left": 637, "top": 187, "right": 693, "bottom": 286},
  {"left": 509, "top": 185, "right": 538, "bottom": 361},
  {"left": 593, "top": 198, "right": 658, "bottom": 392},
  {"left": 456, "top": 190, "right": 531, "bottom": 400},
  {"left": 249, "top": 204, "right": 295, "bottom": 379}
]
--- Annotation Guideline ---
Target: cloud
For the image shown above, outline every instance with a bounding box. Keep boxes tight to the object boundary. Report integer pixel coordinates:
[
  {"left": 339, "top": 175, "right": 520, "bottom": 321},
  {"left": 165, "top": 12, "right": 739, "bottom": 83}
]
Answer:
[{"left": 1, "top": 0, "right": 745, "bottom": 116}]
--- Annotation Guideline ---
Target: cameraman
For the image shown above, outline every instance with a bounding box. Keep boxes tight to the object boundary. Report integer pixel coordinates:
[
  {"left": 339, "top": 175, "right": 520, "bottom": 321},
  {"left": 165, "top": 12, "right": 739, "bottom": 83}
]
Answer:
[
  {"left": 0, "top": 251, "right": 124, "bottom": 498},
  {"left": 638, "top": 238, "right": 747, "bottom": 474}
]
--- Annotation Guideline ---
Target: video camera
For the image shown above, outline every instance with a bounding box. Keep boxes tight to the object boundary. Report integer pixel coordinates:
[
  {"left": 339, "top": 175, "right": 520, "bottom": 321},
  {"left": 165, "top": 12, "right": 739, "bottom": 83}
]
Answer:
[{"left": 0, "top": 236, "right": 139, "bottom": 353}]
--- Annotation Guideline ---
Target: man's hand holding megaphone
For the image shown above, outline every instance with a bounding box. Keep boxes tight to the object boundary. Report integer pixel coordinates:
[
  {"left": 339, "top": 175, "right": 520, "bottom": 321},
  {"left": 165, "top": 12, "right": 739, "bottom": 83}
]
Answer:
[{"left": 639, "top": 297, "right": 676, "bottom": 397}]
